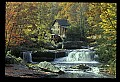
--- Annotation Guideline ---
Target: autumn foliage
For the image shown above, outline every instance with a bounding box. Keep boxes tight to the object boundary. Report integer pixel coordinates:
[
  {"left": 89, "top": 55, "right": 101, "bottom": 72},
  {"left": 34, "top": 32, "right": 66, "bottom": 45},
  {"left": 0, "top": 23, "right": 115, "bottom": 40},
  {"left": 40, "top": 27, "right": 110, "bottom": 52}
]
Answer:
[{"left": 5, "top": 2, "right": 116, "bottom": 76}]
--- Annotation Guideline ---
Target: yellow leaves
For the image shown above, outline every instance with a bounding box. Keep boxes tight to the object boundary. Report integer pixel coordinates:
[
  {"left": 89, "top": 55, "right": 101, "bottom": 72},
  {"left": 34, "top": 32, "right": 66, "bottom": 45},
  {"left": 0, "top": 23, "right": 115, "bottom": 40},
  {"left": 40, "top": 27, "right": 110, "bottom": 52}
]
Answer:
[
  {"left": 107, "top": 37, "right": 113, "bottom": 40},
  {"left": 112, "top": 44, "right": 116, "bottom": 47},
  {"left": 111, "top": 30, "right": 116, "bottom": 35},
  {"left": 58, "top": 2, "right": 66, "bottom": 7},
  {"left": 101, "top": 23, "right": 109, "bottom": 28},
  {"left": 104, "top": 29, "right": 114, "bottom": 34},
  {"left": 107, "top": 9, "right": 116, "bottom": 17},
  {"left": 92, "top": 24, "right": 98, "bottom": 28},
  {"left": 100, "top": 5, "right": 117, "bottom": 31},
  {"left": 111, "top": 20, "right": 117, "bottom": 25},
  {"left": 100, "top": 14, "right": 105, "bottom": 19},
  {"left": 102, "top": 19, "right": 108, "bottom": 23},
  {"left": 31, "top": 38, "right": 36, "bottom": 41},
  {"left": 101, "top": 3, "right": 105, "bottom": 5},
  {"left": 88, "top": 17, "right": 94, "bottom": 21},
  {"left": 100, "top": 15, "right": 104, "bottom": 19},
  {"left": 107, "top": 9, "right": 112, "bottom": 13},
  {"left": 87, "top": 17, "right": 94, "bottom": 25},
  {"left": 23, "top": 29, "right": 31, "bottom": 35}
]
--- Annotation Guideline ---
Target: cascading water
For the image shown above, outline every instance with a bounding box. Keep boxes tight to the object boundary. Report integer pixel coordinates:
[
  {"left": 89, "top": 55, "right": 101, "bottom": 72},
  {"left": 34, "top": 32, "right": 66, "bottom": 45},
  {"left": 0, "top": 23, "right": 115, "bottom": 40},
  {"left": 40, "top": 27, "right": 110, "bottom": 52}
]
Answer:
[
  {"left": 67, "top": 49, "right": 93, "bottom": 62},
  {"left": 51, "top": 48, "right": 114, "bottom": 78},
  {"left": 54, "top": 49, "right": 99, "bottom": 64},
  {"left": 23, "top": 51, "right": 32, "bottom": 63}
]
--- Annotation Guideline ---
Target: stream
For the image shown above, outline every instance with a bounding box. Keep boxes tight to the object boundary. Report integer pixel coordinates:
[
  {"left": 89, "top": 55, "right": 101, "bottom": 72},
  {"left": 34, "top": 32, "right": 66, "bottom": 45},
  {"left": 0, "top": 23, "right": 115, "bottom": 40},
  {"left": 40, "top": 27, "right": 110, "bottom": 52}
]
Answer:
[
  {"left": 50, "top": 49, "right": 115, "bottom": 78},
  {"left": 22, "top": 48, "right": 115, "bottom": 78}
]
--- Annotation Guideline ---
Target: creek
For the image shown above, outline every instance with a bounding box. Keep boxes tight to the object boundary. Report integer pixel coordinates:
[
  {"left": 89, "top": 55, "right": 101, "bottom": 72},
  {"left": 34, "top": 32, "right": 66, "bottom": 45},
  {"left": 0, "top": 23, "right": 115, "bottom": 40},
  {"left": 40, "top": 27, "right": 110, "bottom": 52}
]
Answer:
[
  {"left": 50, "top": 48, "right": 114, "bottom": 78},
  {"left": 22, "top": 48, "right": 115, "bottom": 78}
]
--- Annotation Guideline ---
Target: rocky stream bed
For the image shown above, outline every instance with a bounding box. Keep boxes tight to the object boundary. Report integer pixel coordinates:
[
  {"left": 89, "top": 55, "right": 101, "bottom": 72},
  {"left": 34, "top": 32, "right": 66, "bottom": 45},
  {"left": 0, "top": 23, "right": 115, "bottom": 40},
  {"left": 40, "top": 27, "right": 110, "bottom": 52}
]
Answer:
[{"left": 5, "top": 64, "right": 60, "bottom": 78}]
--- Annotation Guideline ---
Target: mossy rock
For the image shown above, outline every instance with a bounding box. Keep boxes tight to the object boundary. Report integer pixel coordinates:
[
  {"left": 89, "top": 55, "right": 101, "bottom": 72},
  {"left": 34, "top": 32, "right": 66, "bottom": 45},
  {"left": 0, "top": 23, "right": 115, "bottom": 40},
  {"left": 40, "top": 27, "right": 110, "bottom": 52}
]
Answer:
[{"left": 38, "top": 61, "right": 64, "bottom": 74}]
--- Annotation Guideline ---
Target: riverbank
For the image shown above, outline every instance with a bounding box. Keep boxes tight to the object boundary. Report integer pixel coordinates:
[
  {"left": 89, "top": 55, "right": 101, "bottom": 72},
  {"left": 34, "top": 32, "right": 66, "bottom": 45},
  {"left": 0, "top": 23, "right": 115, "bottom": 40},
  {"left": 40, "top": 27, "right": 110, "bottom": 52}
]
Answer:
[
  {"left": 5, "top": 63, "right": 115, "bottom": 78},
  {"left": 5, "top": 64, "right": 59, "bottom": 78}
]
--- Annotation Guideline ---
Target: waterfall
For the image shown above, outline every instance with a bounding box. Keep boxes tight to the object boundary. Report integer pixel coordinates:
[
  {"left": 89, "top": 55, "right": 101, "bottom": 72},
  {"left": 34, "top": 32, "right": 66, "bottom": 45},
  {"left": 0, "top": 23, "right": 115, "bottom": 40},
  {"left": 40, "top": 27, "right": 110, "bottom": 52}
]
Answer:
[
  {"left": 51, "top": 49, "right": 115, "bottom": 78},
  {"left": 23, "top": 51, "right": 32, "bottom": 63},
  {"left": 53, "top": 49, "right": 99, "bottom": 63},
  {"left": 66, "top": 49, "right": 92, "bottom": 62}
]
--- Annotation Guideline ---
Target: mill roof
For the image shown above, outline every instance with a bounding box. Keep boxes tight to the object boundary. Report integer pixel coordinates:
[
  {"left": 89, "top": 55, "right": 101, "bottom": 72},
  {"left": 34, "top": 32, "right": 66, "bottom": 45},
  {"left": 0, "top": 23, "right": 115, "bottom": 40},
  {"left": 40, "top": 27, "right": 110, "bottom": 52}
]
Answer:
[{"left": 52, "top": 19, "right": 70, "bottom": 26}]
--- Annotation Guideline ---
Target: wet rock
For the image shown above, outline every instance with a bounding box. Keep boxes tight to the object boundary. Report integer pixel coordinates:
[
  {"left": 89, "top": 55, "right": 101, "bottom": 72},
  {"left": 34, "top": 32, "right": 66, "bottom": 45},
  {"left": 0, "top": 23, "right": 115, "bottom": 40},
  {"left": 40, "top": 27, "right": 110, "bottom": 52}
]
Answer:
[
  {"left": 5, "top": 64, "right": 59, "bottom": 78},
  {"left": 5, "top": 56, "right": 14, "bottom": 64},
  {"left": 5, "top": 54, "right": 24, "bottom": 64},
  {"left": 38, "top": 61, "right": 64, "bottom": 74},
  {"left": 70, "top": 64, "right": 90, "bottom": 70}
]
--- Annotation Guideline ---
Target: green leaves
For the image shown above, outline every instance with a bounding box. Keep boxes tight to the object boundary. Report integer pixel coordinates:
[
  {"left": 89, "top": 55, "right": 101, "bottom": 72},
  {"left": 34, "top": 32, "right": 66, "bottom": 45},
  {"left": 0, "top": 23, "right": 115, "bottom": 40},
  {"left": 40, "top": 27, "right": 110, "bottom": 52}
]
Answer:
[{"left": 86, "top": 3, "right": 116, "bottom": 76}]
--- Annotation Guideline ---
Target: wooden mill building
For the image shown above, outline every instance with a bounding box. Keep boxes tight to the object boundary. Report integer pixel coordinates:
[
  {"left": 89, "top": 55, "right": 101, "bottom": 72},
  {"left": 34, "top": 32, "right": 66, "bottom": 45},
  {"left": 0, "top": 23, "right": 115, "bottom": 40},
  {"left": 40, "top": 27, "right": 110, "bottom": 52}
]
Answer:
[
  {"left": 51, "top": 19, "right": 70, "bottom": 43},
  {"left": 50, "top": 19, "right": 88, "bottom": 49}
]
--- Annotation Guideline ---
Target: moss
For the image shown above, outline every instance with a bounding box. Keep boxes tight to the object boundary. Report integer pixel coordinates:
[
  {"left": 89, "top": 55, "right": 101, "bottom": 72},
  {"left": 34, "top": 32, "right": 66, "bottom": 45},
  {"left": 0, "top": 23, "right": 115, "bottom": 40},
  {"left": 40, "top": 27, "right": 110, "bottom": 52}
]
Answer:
[{"left": 5, "top": 50, "right": 24, "bottom": 64}]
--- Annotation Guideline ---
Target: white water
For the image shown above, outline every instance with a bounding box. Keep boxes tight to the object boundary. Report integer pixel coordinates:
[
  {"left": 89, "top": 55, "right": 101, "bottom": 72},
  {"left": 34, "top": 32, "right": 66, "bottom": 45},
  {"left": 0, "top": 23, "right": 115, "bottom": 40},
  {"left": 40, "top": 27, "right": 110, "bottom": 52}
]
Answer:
[
  {"left": 51, "top": 49, "right": 114, "bottom": 78},
  {"left": 53, "top": 49, "right": 100, "bottom": 74},
  {"left": 53, "top": 49, "right": 99, "bottom": 64},
  {"left": 23, "top": 51, "right": 32, "bottom": 63}
]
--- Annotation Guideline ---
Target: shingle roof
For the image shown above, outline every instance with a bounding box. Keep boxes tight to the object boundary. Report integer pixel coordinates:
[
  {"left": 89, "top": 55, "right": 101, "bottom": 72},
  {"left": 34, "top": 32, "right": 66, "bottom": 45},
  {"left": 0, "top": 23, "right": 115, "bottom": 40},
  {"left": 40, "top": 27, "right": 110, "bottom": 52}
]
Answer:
[{"left": 52, "top": 19, "right": 70, "bottom": 26}]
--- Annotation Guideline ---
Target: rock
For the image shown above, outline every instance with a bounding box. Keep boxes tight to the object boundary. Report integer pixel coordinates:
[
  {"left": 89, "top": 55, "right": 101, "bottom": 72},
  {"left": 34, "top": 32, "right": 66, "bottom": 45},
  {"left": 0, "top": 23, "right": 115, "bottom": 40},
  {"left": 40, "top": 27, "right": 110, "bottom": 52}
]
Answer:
[
  {"left": 5, "top": 55, "right": 25, "bottom": 65},
  {"left": 71, "top": 64, "right": 90, "bottom": 70},
  {"left": 91, "top": 67, "right": 99, "bottom": 73},
  {"left": 38, "top": 61, "right": 64, "bottom": 74}
]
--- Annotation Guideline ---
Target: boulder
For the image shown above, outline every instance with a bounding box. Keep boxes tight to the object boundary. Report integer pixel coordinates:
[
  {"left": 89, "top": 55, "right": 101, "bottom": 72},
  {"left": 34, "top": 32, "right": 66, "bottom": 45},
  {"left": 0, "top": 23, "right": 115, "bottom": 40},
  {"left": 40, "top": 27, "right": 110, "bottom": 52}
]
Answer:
[
  {"left": 5, "top": 56, "right": 14, "bottom": 64},
  {"left": 38, "top": 61, "right": 64, "bottom": 74}
]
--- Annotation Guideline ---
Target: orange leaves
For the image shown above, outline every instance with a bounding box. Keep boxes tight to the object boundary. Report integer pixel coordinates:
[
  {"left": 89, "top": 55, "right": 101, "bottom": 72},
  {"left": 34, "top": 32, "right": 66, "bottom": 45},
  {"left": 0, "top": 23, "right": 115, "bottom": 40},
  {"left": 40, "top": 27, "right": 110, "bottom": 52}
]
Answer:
[
  {"left": 6, "top": 2, "right": 18, "bottom": 30},
  {"left": 6, "top": 2, "right": 26, "bottom": 48}
]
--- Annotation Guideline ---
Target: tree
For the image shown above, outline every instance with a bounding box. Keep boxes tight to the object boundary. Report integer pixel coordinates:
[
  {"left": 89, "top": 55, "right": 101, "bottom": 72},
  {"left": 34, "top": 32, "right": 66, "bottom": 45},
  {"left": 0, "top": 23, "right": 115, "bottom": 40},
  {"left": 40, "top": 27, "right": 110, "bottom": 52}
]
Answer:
[
  {"left": 6, "top": 2, "right": 61, "bottom": 50},
  {"left": 6, "top": 2, "right": 26, "bottom": 52},
  {"left": 86, "top": 3, "right": 116, "bottom": 75}
]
